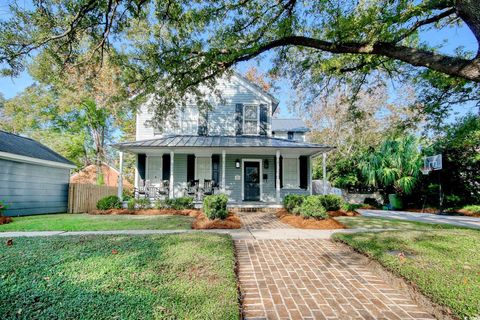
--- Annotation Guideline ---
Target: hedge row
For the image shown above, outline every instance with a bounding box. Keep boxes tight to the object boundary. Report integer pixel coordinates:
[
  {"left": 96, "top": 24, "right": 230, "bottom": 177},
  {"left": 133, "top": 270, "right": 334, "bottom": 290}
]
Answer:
[{"left": 283, "top": 194, "right": 345, "bottom": 220}]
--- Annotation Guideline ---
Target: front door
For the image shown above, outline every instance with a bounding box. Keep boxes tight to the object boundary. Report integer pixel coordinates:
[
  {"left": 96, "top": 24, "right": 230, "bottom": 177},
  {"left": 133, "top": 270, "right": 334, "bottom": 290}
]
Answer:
[{"left": 244, "top": 161, "right": 260, "bottom": 201}]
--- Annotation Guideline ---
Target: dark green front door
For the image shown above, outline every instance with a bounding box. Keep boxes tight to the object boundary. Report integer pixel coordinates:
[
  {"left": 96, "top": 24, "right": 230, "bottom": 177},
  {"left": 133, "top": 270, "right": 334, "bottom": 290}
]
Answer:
[{"left": 244, "top": 161, "right": 260, "bottom": 201}]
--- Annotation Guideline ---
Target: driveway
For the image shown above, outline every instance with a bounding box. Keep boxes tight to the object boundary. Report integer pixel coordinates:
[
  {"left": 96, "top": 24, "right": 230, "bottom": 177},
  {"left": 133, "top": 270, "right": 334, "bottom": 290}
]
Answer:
[
  {"left": 236, "top": 239, "right": 434, "bottom": 319},
  {"left": 358, "top": 209, "right": 480, "bottom": 229}
]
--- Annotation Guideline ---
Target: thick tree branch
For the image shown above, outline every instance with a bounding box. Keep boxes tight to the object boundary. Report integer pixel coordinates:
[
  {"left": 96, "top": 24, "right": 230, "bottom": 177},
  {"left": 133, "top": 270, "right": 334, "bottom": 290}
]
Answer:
[{"left": 226, "top": 36, "right": 480, "bottom": 82}]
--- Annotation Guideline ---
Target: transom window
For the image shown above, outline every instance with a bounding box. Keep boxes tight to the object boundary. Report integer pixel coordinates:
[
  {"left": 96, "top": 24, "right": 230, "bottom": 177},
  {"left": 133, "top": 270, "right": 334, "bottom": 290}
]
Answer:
[{"left": 243, "top": 105, "right": 259, "bottom": 135}]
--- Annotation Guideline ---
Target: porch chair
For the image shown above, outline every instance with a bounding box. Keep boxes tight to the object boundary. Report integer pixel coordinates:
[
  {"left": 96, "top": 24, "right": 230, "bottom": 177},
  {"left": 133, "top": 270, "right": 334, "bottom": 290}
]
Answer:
[
  {"left": 157, "top": 180, "right": 170, "bottom": 199},
  {"left": 185, "top": 180, "right": 200, "bottom": 200},
  {"left": 134, "top": 180, "right": 151, "bottom": 199},
  {"left": 200, "top": 179, "right": 214, "bottom": 200}
]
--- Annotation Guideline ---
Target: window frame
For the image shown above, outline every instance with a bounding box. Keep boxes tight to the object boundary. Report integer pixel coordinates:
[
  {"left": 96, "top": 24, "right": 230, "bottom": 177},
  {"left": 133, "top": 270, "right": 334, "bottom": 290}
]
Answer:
[
  {"left": 194, "top": 156, "right": 212, "bottom": 186},
  {"left": 282, "top": 157, "right": 300, "bottom": 189},
  {"left": 242, "top": 104, "right": 260, "bottom": 135}
]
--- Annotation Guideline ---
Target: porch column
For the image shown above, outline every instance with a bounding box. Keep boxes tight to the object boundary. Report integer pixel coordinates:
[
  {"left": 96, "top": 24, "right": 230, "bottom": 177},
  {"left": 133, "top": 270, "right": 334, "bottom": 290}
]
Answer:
[
  {"left": 309, "top": 155, "right": 313, "bottom": 195},
  {"left": 322, "top": 152, "right": 327, "bottom": 195},
  {"left": 117, "top": 151, "right": 124, "bottom": 200},
  {"left": 169, "top": 151, "right": 174, "bottom": 199},
  {"left": 276, "top": 150, "right": 281, "bottom": 203},
  {"left": 221, "top": 149, "right": 226, "bottom": 193}
]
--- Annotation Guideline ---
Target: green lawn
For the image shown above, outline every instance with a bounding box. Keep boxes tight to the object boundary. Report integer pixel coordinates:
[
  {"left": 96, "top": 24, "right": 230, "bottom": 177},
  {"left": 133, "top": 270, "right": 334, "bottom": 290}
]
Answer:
[
  {"left": 0, "top": 233, "right": 239, "bottom": 319},
  {"left": 0, "top": 214, "right": 193, "bottom": 231},
  {"left": 334, "top": 226, "right": 480, "bottom": 319},
  {"left": 336, "top": 216, "right": 460, "bottom": 230}
]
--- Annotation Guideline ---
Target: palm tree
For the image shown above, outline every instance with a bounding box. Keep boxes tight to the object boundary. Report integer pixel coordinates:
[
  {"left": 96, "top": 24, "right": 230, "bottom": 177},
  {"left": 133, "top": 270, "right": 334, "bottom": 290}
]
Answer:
[{"left": 359, "top": 135, "right": 422, "bottom": 195}]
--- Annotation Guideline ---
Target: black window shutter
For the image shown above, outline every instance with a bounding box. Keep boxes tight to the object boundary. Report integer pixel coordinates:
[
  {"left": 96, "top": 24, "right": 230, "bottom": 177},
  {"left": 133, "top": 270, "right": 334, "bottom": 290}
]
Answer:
[
  {"left": 162, "top": 154, "right": 171, "bottom": 181},
  {"left": 212, "top": 155, "right": 220, "bottom": 185},
  {"left": 259, "top": 104, "right": 268, "bottom": 135},
  {"left": 280, "top": 156, "right": 283, "bottom": 188},
  {"left": 299, "top": 156, "right": 308, "bottom": 189},
  {"left": 198, "top": 111, "right": 208, "bottom": 136},
  {"left": 235, "top": 103, "right": 243, "bottom": 135},
  {"left": 138, "top": 154, "right": 146, "bottom": 181},
  {"left": 187, "top": 155, "right": 195, "bottom": 182}
]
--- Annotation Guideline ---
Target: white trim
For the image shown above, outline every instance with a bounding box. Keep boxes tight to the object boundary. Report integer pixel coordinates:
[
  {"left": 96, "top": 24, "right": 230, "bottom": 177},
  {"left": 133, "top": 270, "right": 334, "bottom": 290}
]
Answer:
[
  {"left": 242, "top": 104, "right": 260, "bottom": 135},
  {"left": 276, "top": 150, "right": 281, "bottom": 203},
  {"left": 282, "top": 156, "right": 300, "bottom": 189},
  {"left": 169, "top": 151, "right": 174, "bottom": 198},
  {"left": 221, "top": 150, "right": 226, "bottom": 193},
  {"left": 0, "top": 151, "right": 75, "bottom": 169},
  {"left": 241, "top": 159, "right": 263, "bottom": 202}
]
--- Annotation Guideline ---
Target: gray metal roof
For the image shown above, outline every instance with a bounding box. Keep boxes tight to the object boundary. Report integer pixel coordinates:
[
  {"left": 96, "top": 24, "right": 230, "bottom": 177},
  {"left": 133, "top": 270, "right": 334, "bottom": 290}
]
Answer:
[
  {"left": 114, "top": 135, "right": 330, "bottom": 150},
  {"left": 272, "top": 119, "right": 309, "bottom": 132},
  {"left": 0, "top": 130, "right": 74, "bottom": 165}
]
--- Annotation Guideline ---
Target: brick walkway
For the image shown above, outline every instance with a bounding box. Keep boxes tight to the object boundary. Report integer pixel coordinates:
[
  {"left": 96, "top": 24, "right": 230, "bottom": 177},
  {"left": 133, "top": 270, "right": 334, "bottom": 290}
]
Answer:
[
  {"left": 238, "top": 211, "right": 293, "bottom": 229},
  {"left": 236, "top": 239, "right": 434, "bottom": 320}
]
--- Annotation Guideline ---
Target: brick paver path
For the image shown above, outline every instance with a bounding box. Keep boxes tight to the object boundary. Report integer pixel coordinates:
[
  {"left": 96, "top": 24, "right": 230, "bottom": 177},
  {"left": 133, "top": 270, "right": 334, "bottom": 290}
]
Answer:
[
  {"left": 238, "top": 211, "right": 293, "bottom": 229},
  {"left": 236, "top": 239, "right": 434, "bottom": 320}
]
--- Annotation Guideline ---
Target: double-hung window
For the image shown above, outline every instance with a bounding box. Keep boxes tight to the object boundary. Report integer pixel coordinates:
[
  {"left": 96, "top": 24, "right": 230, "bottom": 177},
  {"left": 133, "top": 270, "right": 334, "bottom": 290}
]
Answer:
[
  {"left": 195, "top": 157, "right": 212, "bottom": 186},
  {"left": 243, "top": 105, "right": 259, "bottom": 135},
  {"left": 282, "top": 157, "right": 299, "bottom": 189}
]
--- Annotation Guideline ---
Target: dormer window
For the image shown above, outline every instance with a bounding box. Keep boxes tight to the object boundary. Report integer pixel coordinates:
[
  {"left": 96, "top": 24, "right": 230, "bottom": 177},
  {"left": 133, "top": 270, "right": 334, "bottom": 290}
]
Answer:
[
  {"left": 287, "top": 131, "right": 294, "bottom": 140},
  {"left": 243, "top": 105, "right": 259, "bottom": 135}
]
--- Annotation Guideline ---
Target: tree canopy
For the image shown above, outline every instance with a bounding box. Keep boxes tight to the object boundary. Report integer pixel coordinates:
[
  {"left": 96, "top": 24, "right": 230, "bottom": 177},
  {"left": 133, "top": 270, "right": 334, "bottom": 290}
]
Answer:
[{"left": 0, "top": 0, "right": 479, "bottom": 125}]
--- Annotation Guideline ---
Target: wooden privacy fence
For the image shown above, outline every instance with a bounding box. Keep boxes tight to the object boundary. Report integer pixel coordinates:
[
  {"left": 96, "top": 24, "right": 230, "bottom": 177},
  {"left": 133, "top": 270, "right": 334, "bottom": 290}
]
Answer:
[{"left": 68, "top": 183, "right": 118, "bottom": 213}]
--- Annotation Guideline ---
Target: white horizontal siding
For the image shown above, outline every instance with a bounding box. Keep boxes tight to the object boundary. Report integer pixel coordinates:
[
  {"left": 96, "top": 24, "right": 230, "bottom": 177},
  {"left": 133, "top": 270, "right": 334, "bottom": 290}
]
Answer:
[{"left": 136, "top": 74, "right": 273, "bottom": 140}]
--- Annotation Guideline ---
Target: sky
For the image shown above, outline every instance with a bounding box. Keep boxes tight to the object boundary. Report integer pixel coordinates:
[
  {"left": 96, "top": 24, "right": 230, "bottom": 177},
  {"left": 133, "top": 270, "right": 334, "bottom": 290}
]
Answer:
[{"left": 0, "top": 13, "right": 478, "bottom": 121}]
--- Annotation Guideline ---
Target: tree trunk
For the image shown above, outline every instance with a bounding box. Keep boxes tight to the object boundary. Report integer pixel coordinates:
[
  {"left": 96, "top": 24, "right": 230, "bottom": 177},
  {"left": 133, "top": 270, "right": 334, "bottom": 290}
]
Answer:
[{"left": 456, "top": 0, "right": 480, "bottom": 56}]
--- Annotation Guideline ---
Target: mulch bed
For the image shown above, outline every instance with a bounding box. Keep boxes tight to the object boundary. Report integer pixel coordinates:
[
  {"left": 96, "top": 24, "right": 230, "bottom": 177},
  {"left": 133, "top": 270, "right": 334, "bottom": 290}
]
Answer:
[
  {"left": 90, "top": 208, "right": 201, "bottom": 217},
  {"left": 0, "top": 216, "right": 12, "bottom": 225},
  {"left": 192, "top": 212, "right": 242, "bottom": 229},
  {"left": 276, "top": 209, "right": 346, "bottom": 229},
  {"left": 327, "top": 210, "right": 359, "bottom": 217}
]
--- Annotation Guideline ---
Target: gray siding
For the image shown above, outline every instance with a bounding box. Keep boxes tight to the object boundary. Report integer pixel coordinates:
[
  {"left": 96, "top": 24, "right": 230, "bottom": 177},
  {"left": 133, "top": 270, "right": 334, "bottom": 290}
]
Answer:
[
  {"left": 136, "top": 74, "right": 273, "bottom": 140},
  {"left": 0, "top": 159, "right": 70, "bottom": 216},
  {"left": 142, "top": 153, "right": 310, "bottom": 202}
]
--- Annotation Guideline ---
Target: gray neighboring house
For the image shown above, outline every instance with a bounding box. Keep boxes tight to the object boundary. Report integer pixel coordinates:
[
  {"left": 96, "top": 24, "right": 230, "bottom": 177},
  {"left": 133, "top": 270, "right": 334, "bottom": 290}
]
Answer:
[{"left": 0, "top": 131, "right": 75, "bottom": 216}]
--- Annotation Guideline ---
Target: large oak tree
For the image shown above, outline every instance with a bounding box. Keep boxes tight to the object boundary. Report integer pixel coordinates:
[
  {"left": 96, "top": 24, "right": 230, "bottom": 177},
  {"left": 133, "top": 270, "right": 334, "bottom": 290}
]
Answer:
[{"left": 0, "top": 0, "right": 479, "bottom": 123}]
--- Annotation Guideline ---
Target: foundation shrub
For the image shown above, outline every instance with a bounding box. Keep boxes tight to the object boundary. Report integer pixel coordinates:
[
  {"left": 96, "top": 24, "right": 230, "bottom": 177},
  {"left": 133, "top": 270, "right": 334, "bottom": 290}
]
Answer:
[
  {"left": 295, "top": 196, "right": 328, "bottom": 220},
  {"left": 283, "top": 194, "right": 305, "bottom": 214},
  {"left": 165, "top": 197, "right": 194, "bottom": 210},
  {"left": 96, "top": 196, "right": 122, "bottom": 210},
  {"left": 203, "top": 194, "right": 228, "bottom": 220},
  {"left": 317, "top": 195, "right": 344, "bottom": 211},
  {"left": 127, "top": 198, "right": 151, "bottom": 210}
]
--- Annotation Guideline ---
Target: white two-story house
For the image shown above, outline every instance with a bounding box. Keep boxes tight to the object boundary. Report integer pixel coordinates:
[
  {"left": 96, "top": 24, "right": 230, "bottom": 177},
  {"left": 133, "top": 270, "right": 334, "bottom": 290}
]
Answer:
[{"left": 114, "top": 72, "right": 331, "bottom": 205}]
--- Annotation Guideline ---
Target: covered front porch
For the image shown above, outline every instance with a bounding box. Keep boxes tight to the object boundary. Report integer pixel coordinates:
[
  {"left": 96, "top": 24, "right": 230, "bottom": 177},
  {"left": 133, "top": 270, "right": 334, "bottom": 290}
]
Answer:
[{"left": 113, "top": 135, "right": 332, "bottom": 206}]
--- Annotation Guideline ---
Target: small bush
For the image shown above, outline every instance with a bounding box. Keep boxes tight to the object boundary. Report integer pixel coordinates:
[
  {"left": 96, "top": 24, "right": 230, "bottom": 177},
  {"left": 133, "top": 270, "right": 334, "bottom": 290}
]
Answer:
[
  {"left": 154, "top": 199, "right": 168, "bottom": 209},
  {"left": 203, "top": 194, "right": 229, "bottom": 220},
  {"left": 341, "top": 203, "right": 363, "bottom": 212},
  {"left": 461, "top": 205, "right": 480, "bottom": 214},
  {"left": 165, "top": 197, "right": 194, "bottom": 210},
  {"left": 296, "top": 196, "right": 328, "bottom": 220},
  {"left": 363, "top": 197, "right": 381, "bottom": 208},
  {"left": 317, "top": 195, "right": 344, "bottom": 211},
  {"left": 127, "top": 198, "right": 151, "bottom": 210},
  {"left": 0, "top": 200, "right": 8, "bottom": 216},
  {"left": 96, "top": 195, "right": 122, "bottom": 210},
  {"left": 284, "top": 194, "right": 305, "bottom": 213}
]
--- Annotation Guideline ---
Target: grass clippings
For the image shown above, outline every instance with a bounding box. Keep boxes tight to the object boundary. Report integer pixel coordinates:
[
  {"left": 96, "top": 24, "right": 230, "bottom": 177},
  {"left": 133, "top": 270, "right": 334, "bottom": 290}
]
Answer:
[
  {"left": 192, "top": 212, "right": 242, "bottom": 229},
  {"left": 276, "top": 209, "right": 345, "bottom": 229}
]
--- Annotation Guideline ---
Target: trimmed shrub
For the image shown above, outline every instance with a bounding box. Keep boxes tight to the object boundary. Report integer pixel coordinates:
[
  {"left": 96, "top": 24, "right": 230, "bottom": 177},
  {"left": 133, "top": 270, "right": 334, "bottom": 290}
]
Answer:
[
  {"left": 203, "top": 194, "right": 229, "bottom": 220},
  {"left": 461, "top": 205, "right": 480, "bottom": 214},
  {"left": 341, "top": 203, "right": 362, "bottom": 212},
  {"left": 154, "top": 199, "right": 168, "bottom": 209},
  {"left": 284, "top": 194, "right": 305, "bottom": 213},
  {"left": 165, "top": 197, "right": 194, "bottom": 210},
  {"left": 296, "top": 196, "right": 328, "bottom": 220},
  {"left": 96, "top": 195, "right": 122, "bottom": 210},
  {"left": 363, "top": 197, "right": 381, "bottom": 208},
  {"left": 317, "top": 195, "right": 344, "bottom": 211},
  {"left": 127, "top": 198, "right": 151, "bottom": 210}
]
